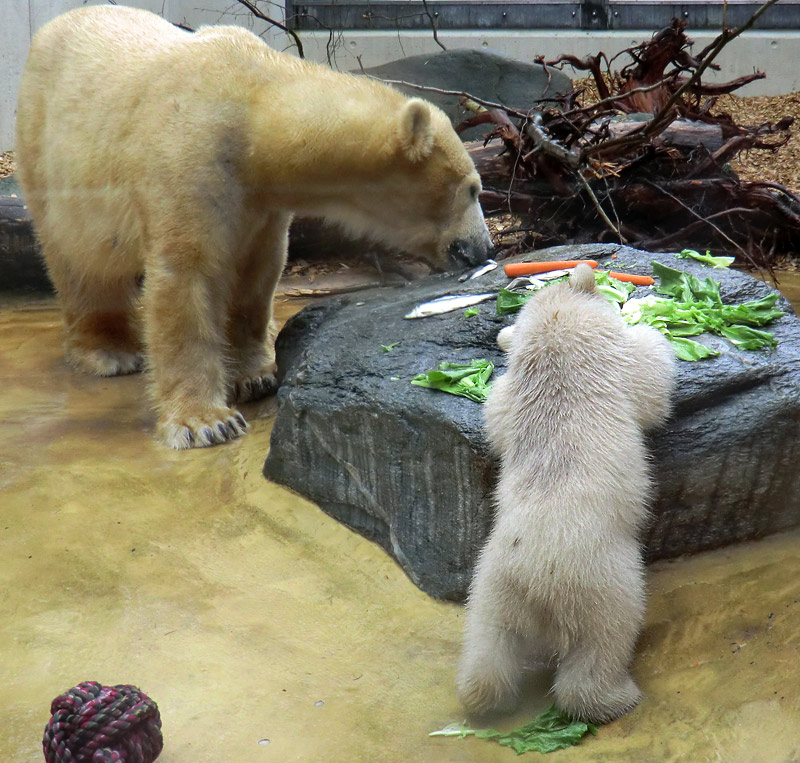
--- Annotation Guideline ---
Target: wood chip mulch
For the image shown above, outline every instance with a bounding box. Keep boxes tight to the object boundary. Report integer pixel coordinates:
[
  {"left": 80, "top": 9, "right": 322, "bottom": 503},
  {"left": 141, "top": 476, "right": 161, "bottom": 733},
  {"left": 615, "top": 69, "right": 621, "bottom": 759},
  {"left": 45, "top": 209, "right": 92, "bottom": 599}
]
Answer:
[
  {"left": 0, "top": 150, "right": 15, "bottom": 179},
  {"left": 717, "top": 92, "right": 800, "bottom": 193}
]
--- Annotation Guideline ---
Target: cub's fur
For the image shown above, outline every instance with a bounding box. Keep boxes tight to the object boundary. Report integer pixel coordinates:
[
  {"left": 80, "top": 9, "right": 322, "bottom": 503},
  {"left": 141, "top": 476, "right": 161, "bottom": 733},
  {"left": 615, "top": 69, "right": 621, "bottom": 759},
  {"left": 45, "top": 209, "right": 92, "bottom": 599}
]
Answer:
[
  {"left": 16, "top": 5, "right": 492, "bottom": 449},
  {"left": 457, "top": 264, "right": 676, "bottom": 723}
]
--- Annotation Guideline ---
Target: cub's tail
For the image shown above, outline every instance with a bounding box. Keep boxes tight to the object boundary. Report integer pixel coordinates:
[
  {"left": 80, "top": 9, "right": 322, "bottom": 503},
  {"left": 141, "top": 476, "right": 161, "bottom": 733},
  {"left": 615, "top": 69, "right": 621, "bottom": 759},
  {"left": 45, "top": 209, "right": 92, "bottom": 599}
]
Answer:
[{"left": 569, "top": 262, "right": 597, "bottom": 294}]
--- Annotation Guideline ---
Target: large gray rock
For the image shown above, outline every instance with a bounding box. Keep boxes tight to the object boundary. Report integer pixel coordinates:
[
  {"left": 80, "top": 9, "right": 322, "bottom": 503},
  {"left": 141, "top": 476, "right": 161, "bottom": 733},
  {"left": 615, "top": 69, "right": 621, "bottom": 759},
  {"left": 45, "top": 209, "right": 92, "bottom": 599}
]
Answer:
[
  {"left": 357, "top": 49, "right": 572, "bottom": 139},
  {"left": 0, "top": 175, "right": 52, "bottom": 293},
  {"left": 264, "top": 244, "right": 800, "bottom": 600}
]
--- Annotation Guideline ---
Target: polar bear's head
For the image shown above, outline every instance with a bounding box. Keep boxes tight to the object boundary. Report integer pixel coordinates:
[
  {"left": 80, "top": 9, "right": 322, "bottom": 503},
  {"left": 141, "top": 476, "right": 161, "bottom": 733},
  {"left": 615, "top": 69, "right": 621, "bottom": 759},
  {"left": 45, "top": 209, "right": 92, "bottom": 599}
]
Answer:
[
  {"left": 389, "top": 99, "right": 494, "bottom": 270},
  {"left": 325, "top": 97, "right": 493, "bottom": 271}
]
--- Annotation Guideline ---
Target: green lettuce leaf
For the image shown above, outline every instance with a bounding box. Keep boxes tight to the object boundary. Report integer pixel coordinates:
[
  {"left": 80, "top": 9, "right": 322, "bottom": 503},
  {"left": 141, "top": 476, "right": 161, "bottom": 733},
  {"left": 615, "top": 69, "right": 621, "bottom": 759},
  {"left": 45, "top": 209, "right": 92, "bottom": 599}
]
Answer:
[
  {"left": 653, "top": 261, "right": 722, "bottom": 304},
  {"left": 496, "top": 271, "right": 635, "bottom": 317},
  {"left": 594, "top": 270, "right": 636, "bottom": 306},
  {"left": 430, "top": 704, "right": 598, "bottom": 755},
  {"left": 411, "top": 359, "right": 494, "bottom": 402},
  {"left": 623, "top": 263, "right": 784, "bottom": 360},
  {"left": 718, "top": 324, "right": 780, "bottom": 350},
  {"left": 496, "top": 288, "right": 532, "bottom": 316},
  {"left": 666, "top": 336, "right": 719, "bottom": 361},
  {"left": 677, "top": 249, "right": 735, "bottom": 268}
]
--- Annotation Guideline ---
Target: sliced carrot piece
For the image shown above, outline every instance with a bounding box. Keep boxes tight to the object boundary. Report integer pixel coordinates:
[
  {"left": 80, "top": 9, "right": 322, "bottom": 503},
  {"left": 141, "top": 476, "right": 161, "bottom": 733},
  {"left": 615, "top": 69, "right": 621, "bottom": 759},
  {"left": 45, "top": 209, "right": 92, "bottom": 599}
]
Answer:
[
  {"left": 607, "top": 271, "right": 655, "bottom": 286},
  {"left": 503, "top": 260, "right": 599, "bottom": 277}
]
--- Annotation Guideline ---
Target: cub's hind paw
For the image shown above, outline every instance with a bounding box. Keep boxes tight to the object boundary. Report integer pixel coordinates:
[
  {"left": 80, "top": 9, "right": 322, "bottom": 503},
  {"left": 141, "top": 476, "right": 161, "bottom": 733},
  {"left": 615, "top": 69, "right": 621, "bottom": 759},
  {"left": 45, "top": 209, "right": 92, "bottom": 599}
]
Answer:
[
  {"left": 457, "top": 669, "right": 520, "bottom": 717},
  {"left": 555, "top": 674, "right": 642, "bottom": 724},
  {"left": 159, "top": 407, "right": 248, "bottom": 450},
  {"left": 230, "top": 373, "right": 278, "bottom": 404}
]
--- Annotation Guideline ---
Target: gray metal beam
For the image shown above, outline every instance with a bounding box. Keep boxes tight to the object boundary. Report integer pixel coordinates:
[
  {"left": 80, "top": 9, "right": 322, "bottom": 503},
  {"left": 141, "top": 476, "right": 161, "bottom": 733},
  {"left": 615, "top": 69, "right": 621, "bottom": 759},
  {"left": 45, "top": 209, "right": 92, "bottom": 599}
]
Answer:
[{"left": 285, "top": 0, "right": 800, "bottom": 31}]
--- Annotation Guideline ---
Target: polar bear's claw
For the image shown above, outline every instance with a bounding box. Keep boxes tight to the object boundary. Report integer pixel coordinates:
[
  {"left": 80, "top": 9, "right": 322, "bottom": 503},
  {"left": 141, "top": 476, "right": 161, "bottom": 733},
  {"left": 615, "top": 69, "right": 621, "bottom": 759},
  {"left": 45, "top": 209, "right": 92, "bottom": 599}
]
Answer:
[
  {"left": 160, "top": 408, "right": 249, "bottom": 449},
  {"left": 231, "top": 373, "right": 278, "bottom": 404}
]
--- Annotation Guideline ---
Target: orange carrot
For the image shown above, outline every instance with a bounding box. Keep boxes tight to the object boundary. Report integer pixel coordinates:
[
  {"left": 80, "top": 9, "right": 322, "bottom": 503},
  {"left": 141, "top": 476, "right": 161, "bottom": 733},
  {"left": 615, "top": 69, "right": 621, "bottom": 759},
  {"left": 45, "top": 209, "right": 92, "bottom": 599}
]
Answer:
[
  {"left": 503, "top": 260, "right": 599, "bottom": 277},
  {"left": 606, "top": 271, "right": 655, "bottom": 286}
]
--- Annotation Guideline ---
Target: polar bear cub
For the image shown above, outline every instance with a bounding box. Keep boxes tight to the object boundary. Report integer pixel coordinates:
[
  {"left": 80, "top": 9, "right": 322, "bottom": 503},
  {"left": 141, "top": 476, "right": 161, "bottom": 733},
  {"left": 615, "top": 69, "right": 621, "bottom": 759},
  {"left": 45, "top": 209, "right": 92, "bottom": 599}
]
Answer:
[{"left": 457, "top": 264, "right": 676, "bottom": 723}]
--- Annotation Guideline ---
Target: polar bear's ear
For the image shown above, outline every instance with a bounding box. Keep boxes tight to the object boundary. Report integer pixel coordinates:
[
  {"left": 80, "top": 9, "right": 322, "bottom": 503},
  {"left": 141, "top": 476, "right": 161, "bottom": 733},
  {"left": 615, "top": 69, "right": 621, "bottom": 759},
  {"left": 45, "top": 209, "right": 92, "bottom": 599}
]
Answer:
[{"left": 399, "top": 99, "right": 435, "bottom": 162}]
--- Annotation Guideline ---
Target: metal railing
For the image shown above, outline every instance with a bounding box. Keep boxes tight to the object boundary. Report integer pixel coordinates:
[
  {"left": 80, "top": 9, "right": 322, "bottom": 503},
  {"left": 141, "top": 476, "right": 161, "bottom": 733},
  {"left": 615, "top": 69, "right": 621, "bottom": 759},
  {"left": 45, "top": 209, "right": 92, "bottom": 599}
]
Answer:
[{"left": 285, "top": 0, "right": 800, "bottom": 31}]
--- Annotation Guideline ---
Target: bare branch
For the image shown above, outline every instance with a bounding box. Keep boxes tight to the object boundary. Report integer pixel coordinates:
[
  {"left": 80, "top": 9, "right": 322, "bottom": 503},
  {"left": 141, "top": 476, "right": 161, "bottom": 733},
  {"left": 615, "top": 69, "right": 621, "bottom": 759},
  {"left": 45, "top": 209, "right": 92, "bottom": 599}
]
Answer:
[
  {"left": 421, "top": 0, "right": 446, "bottom": 51},
  {"left": 578, "top": 170, "right": 627, "bottom": 243},
  {"left": 233, "top": 0, "right": 304, "bottom": 59}
]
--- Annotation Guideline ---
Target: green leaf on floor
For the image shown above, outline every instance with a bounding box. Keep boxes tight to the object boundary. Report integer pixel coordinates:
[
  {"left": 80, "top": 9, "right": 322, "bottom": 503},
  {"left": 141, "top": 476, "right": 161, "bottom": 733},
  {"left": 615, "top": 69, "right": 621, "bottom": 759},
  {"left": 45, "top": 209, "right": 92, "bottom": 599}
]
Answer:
[{"left": 430, "top": 704, "right": 599, "bottom": 754}]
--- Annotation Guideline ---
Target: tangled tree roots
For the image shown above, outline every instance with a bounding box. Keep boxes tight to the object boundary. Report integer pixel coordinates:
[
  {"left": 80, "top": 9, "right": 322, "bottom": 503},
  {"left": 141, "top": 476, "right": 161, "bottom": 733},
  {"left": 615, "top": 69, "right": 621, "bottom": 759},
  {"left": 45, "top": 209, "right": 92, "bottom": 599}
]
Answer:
[{"left": 465, "top": 10, "right": 799, "bottom": 270}]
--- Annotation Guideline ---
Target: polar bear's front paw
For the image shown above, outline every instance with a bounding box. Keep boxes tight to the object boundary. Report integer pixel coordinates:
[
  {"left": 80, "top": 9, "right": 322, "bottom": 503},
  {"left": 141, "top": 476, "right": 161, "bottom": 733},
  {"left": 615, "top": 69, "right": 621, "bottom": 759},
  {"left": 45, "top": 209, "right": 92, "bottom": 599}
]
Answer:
[
  {"left": 159, "top": 407, "right": 249, "bottom": 449},
  {"left": 230, "top": 372, "right": 278, "bottom": 403}
]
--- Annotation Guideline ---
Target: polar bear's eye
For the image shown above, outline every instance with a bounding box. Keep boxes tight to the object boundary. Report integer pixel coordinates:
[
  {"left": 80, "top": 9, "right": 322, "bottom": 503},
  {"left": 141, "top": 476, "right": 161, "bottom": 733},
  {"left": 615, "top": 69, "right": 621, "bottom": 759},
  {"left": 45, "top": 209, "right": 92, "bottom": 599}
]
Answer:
[{"left": 469, "top": 183, "right": 481, "bottom": 201}]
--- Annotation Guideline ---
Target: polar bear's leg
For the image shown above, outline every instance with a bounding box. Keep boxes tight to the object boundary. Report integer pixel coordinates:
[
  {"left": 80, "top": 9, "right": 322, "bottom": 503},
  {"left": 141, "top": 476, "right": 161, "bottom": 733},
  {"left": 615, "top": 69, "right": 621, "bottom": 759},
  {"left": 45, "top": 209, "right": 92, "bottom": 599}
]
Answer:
[
  {"left": 457, "top": 613, "right": 528, "bottom": 715},
  {"left": 50, "top": 257, "right": 144, "bottom": 377},
  {"left": 227, "top": 212, "right": 291, "bottom": 403},
  {"left": 144, "top": 242, "right": 246, "bottom": 449},
  {"left": 457, "top": 548, "right": 540, "bottom": 715},
  {"left": 552, "top": 576, "right": 645, "bottom": 723}
]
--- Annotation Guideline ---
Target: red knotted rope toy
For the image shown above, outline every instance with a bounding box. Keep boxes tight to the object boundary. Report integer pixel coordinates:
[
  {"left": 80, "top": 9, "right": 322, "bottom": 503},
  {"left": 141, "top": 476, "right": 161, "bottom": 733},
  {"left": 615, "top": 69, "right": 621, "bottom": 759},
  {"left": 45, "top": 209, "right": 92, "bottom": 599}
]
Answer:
[{"left": 42, "top": 681, "right": 163, "bottom": 763}]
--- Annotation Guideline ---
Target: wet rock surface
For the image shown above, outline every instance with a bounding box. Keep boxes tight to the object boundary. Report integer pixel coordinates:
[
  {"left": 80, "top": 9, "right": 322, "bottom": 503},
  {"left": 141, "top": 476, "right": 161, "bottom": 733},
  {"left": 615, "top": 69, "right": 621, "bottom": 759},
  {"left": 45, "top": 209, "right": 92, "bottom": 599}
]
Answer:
[{"left": 264, "top": 244, "right": 800, "bottom": 600}]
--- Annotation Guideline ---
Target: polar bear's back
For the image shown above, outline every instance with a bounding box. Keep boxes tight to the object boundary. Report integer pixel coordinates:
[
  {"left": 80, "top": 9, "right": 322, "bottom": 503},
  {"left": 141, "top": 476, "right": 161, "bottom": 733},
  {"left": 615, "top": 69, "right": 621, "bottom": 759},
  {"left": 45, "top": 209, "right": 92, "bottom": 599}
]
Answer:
[
  {"left": 484, "top": 281, "right": 655, "bottom": 538},
  {"left": 16, "top": 6, "right": 272, "bottom": 276}
]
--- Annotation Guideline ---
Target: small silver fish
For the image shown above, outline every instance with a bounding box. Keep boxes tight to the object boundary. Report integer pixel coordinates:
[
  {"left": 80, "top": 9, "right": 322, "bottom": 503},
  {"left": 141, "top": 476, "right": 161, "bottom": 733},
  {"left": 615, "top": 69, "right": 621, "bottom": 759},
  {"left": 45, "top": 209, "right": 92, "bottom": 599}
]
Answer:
[
  {"left": 458, "top": 259, "right": 499, "bottom": 282},
  {"left": 404, "top": 293, "right": 495, "bottom": 319},
  {"left": 536, "top": 268, "right": 571, "bottom": 281}
]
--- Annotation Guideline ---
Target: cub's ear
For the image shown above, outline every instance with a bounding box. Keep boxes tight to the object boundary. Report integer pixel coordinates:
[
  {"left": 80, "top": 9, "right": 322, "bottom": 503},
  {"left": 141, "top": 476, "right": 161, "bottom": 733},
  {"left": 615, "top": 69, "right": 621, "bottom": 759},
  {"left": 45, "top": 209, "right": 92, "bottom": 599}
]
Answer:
[
  {"left": 569, "top": 263, "right": 597, "bottom": 294},
  {"left": 399, "top": 98, "right": 434, "bottom": 162}
]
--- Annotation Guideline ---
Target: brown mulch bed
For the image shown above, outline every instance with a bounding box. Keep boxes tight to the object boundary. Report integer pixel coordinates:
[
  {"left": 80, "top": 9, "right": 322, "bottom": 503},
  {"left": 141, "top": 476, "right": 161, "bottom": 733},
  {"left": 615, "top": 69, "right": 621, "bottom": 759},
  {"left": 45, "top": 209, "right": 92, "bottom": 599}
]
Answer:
[
  {"left": 717, "top": 92, "right": 800, "bottom": 193},
  {"left": 0, "top": 150, "right": 14, "bottom": 179}
]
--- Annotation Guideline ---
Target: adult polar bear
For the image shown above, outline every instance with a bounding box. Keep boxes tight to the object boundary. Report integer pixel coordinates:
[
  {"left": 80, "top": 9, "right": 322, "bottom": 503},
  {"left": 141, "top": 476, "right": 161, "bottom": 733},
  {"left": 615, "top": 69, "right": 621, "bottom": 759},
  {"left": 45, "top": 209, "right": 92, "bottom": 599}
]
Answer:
[{"left": 16, "top": 5, "right": 493, "bottom": 449}]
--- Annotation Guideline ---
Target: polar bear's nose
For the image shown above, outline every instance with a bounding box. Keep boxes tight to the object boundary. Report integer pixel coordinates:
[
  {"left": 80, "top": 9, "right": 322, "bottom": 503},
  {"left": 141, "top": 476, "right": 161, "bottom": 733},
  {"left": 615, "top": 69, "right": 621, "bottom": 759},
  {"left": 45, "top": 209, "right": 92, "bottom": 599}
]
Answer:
[{"left": 448, "top": 231, "right": 494, "bottom": 268}]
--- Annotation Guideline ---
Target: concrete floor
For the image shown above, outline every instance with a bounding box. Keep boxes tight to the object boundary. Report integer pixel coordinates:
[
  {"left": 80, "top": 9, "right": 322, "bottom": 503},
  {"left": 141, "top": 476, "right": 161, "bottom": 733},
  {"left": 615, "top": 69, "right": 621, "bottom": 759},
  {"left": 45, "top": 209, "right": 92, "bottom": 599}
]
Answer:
[{"left": 2, "top": 286, "right": 800, "bottom": 763}]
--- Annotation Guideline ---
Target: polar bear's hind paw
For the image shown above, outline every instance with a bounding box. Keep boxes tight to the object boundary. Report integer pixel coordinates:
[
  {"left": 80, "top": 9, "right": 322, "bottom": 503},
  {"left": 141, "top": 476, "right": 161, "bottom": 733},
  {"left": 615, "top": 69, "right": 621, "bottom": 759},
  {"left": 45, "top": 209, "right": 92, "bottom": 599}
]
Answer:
[{"left": 230, "top": 372, "right": 278, "bottom": 404}]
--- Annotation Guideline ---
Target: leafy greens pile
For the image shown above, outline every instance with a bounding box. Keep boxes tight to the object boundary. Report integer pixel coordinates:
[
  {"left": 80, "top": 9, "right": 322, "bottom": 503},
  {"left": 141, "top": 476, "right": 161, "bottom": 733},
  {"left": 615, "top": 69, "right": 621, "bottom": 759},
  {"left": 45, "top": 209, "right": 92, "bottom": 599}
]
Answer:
[
  {"left": 411, "top": 359, "right": 494, "bottom": 402},
  {"left": 494, "top": 263, "right": 784, "bottom": 362},
  {"left": 430, "top": 704, "right": 598, "bottom": 755},
  {"left": 622, "top": 262, "right": 785, "bottom": 361},
  {"left": 676, "top": 248, "right": 735, "bottom": 269}
]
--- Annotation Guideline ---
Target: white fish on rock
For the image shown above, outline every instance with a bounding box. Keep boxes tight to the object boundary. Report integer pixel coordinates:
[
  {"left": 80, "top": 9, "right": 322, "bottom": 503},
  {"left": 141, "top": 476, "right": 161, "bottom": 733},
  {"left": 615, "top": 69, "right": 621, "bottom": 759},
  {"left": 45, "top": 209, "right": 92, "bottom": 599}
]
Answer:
[
  {"left": 458, "top": 259, "right": 499, "bottom": 282},
  {"left": 404, "top": 293, "right": 495, "bottom": 319}
]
